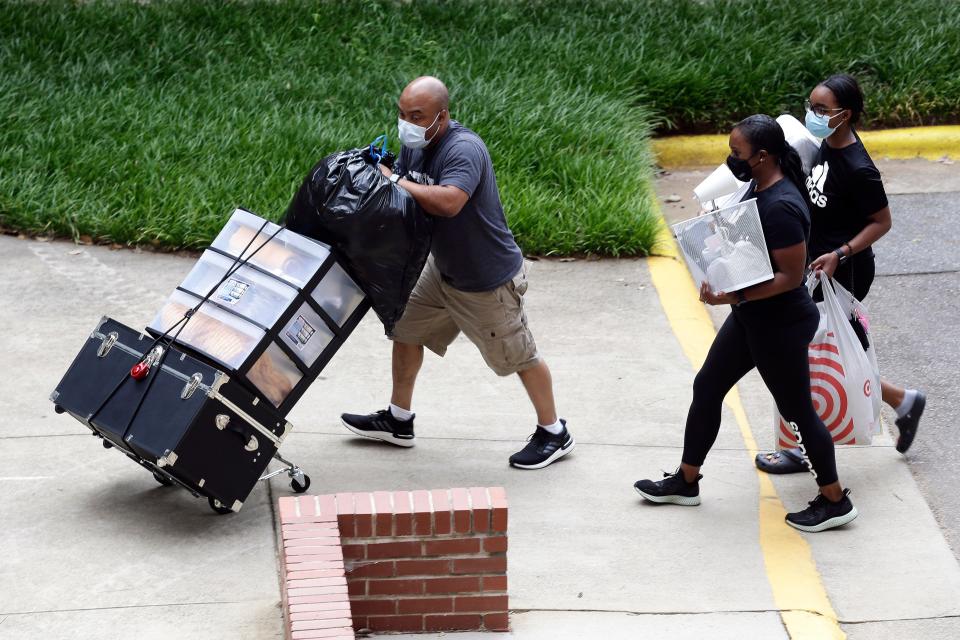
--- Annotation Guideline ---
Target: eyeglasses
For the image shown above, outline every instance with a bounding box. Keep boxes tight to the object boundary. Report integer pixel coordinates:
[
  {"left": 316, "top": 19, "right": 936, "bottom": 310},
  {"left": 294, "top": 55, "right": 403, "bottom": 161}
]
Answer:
[{"left": 804, "top": 99, "right": 844, "bottom": 118}]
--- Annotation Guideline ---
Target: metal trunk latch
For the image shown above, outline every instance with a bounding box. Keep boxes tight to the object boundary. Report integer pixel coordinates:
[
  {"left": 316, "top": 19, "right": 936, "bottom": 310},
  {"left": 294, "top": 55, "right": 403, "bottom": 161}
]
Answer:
[
  {"left": 181, "top": 373, "right": 203, "bottom": 400},
  {"left": 97, "top": 332, "right": 119, "bottom": 358}
]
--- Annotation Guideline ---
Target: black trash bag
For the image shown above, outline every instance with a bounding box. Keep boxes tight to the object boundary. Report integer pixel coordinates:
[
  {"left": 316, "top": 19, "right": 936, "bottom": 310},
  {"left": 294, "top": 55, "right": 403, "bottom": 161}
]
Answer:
[{"left": 283, "top": 147, "right": 432, "bottom": 333}]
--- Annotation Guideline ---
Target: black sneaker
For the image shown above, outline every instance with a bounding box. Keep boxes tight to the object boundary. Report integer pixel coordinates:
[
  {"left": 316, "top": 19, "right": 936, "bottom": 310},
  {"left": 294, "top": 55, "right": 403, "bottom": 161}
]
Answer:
[
  {"left": 508, "top": 420, "right": 575, "bottom": 469},
  {"left": 340, "top": 409, "right": 415, "bottom": 448},
  {"left": 785, "top": 489, "right": 858, "bottom": 532},
  {"left": 896, "top": 391, "right": 926, "bottom": 454},
  {"left": 634, "top": 468, "right": 701, "bottom": 506}
]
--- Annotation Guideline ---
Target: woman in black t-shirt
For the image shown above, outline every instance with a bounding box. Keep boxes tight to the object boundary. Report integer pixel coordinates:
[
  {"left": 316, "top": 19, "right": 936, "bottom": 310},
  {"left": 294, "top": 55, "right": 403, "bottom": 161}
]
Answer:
[
  {"left": 635, "top": 115, "right": 858, "bottom": 533},
  {"left": 756, "top": 74, "right": 926, "bottom": 475}
]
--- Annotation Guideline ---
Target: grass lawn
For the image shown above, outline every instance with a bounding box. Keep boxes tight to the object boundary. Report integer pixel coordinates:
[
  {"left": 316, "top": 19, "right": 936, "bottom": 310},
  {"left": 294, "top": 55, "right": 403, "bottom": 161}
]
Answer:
[{"left": 2, "top": 0, "right": 957, "bottom": 255}]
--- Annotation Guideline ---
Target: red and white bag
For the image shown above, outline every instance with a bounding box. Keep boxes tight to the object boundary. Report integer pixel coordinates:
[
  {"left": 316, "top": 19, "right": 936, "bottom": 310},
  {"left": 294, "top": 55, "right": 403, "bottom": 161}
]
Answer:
[{"left": 776, "top": 271, "right": 882, "bottom": 448}]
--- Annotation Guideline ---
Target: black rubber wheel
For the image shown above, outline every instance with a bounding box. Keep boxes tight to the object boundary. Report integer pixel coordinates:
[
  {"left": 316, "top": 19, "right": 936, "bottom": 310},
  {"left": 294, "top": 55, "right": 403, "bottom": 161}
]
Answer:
[
  {"left": 54, "top": 404, "right": 65, "bottom": 414},
  {"left": 102, "top": 439, "right": 113, "bottom": 449},
  {"left": 152, "top": 471, "right": 174, "bottom": 487},
  {"left": 291, "top": 474, "right": 311, "bottom": 494},
  {"left": 208, "top": 497, "right": 233, "bottom": 515}
]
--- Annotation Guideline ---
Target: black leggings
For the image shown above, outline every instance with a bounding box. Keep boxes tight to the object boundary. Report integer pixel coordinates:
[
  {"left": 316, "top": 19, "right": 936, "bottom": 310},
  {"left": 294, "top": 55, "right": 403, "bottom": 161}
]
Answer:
[{"left": 681, "top": 307, "right": 839, "bottom": 487}]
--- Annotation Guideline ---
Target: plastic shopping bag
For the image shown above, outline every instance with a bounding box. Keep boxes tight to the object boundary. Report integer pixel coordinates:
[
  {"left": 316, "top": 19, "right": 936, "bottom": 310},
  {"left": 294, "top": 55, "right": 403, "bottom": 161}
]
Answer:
[
  {"left": 283, "top": 142, "right": 433, "bottom": 333},
  {"left": 776, "top": 272, "right": 882, "bottom": 448}
]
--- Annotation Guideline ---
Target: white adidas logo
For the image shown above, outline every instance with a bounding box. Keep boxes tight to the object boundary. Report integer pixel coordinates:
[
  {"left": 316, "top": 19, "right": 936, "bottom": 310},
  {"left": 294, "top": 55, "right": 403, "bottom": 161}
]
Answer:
[{"left": 806, "top": 161, "right": 829, "bottom": 208}]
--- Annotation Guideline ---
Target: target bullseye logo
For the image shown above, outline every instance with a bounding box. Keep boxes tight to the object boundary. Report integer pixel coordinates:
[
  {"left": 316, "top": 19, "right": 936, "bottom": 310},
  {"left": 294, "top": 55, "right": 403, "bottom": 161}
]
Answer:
[
  {"left": 863, "top": 380, "right": 872, "bottom": 397},
  {"left": 778, "top": 334, "right": 858, "bottom": 448}
]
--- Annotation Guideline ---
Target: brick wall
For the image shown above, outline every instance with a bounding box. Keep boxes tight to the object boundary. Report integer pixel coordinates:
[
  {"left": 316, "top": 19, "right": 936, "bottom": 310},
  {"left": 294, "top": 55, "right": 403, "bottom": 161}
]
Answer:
[{"left": 278, "top": 487, "right": 509, "bottom": 637}]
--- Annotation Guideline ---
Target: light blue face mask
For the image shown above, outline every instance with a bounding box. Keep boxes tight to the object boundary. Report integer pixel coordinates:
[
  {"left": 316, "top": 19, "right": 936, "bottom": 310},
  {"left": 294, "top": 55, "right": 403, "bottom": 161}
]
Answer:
[{"left": 805, "top": 109, "right": 840, "bottom": 139}]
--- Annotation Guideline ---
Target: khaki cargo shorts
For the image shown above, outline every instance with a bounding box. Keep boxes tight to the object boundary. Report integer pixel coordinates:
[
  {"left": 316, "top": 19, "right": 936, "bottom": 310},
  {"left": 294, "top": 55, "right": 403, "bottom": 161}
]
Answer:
[{"left": 388, "top": 257, "right": 541, "bottom": 377}]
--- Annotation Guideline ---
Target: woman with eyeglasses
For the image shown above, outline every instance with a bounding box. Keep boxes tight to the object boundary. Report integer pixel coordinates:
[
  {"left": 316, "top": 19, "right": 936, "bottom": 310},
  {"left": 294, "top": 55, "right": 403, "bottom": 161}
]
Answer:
[
  {"left": 755, "top": 74, "right": 927, "bottom": 475},
  {"left": 635, "top": 115, "right": 858, "bottom": 533}
]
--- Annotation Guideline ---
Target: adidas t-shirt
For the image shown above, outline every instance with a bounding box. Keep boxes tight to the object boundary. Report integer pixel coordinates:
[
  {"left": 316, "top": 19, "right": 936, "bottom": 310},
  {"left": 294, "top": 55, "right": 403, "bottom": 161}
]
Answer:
[{"left": 805, "top": 135, "right": 888, "bottom": 257}]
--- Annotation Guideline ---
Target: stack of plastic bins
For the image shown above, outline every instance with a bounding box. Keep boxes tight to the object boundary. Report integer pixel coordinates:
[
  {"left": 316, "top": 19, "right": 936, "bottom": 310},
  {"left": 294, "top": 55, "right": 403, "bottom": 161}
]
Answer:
[{"left": 147, "top": 208, "right": 369, "bottom": 415}]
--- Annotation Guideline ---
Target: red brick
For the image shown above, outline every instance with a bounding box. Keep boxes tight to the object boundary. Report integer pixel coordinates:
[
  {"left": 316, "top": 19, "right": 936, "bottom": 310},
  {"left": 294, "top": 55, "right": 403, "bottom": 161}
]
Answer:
[
  {"left": 393, "top": 491, "right": 413, "bottom": 536},
  {"left": 346, "top": 580, "right": 366, "bottom": 597},
  {"left": 316, "top": 494, "right": 337, "bottom": 521},
  {"left": 290, "top": 595, "right": 355, "bottom": 612},
  {"left": 289, "top": 594, "right": 350, "bottom": 605},
  {"left": 297, "top": 495, "right": 317, "bottom": 518},
  {"left": 284, "top": 560, "right": 344, "bottom": 573},
  {"left": 412, "top": 490, "right": 432, "bottom": 536},
  {"left": 341, "top": 544, "right": 365, "bottom": 560},
  {"left": 334, "top": 492, "right": 355, "bottom": 537},
  {"left": 470, "top": 487, "right": 491, "bottom": 533},
  {"left": 286, "top": 551, "right": 344, "bottom": 564},
  {"left": 482, "top": 575, "right": 508, "bottom": 592},
  {"left": 346, "top": 561, "right": 394, "bottom": 579},
  {"left": 368, "top": 578, "right": 424, "bottom": 596},
  {"left": 279, "top": 496, "right": 298, "bottom": 521},
  {"left": 291, "top": 628, "right": 355, "bottom": 639},
  {"left": 398, "top": 597, "right": 454, "bottom": 614},
  {"left": 351, "top": 616, "right": 367, "bottom": 631},
  {"left": 423, "top": 576, "right": 481, "bottom": 594},
  {"left": 373, "top": 491, "right": 394, "bottom": 537},
  {"left": 290, "top": 617, "right": 354, "bottom": 632},
  {"left": 455, "top": 595, "right": 509, "bottom": 613},
  {"left": 483, "top": 536, "right": 508, "bottom": 553},
  {"left": 286, "top": 545, "right": 344, "bottom": 557},
  {"left": 287, "top": 569, "right": 345, "bottom": 581},
  {"left": 287, "top": 585, "right": 349, "bottom": 598},
  {"left": 284, "top": 528, "right": 341, "bottom": 540},
  {"left": 287, "top": 577, "right": 347, "bottom": 589},
  {"left": 283, "top": 522, "right": 339, "bottom": 532},
  {"left": 423, "top": 538, "right": 481, "bottom": 556},
  {"left": 431, "top": 489, "right": 452, "bottom": 535},
  {"left": 366, "top": 541, "right": 421, "bottom": 560},
  {"left": 451, "top": 488, "right": 471, "bottom": 533},
  {"left": 424, "top": 614, "right": 483, "bottom": 631},
  {"left": 489, "top": 487, "right": 508, "bottom": 532},
  {"left": 395, "top": 559, "right": 450, "bottom": 576},
  {"left": 365, "top": 614, "right": 423, "bottom": 632},
  {"left": 353, "top": 492, "right": 374, "bottom": 538},
  {"left": 484, "top": 612, "right": 510, "bottom": 631},
  {"left": 289, "top": 603, "right": 353, "bottom": 620},
  {"left": 349, "top": 599, "right": 397, "bottom": 616},
  {"left": 452, "top": 556, "right": 507, "bottom": 575}
]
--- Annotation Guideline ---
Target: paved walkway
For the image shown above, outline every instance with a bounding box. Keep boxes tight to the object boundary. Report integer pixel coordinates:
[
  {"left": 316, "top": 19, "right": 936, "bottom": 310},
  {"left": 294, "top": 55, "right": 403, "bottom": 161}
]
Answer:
[{"left": 2, "top": 185, "right": 959, "bottom": 638}]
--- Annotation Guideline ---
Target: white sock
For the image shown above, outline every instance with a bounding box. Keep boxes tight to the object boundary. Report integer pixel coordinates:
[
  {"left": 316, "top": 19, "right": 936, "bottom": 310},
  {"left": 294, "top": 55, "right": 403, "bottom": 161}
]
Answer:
[
  {"left": 389, "top": 403, "right": 414, "bottom": 422},
  {"left": 538, "top": 419, "right": 564, "bottom": 435},
  {"left": 895, "top": 390, "right": 918, "bottom": 419}
]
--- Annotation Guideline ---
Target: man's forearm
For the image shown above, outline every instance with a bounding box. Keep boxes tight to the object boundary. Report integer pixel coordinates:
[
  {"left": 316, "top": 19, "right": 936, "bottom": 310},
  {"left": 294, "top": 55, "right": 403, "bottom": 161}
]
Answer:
[{"left": 397, "top": 180, "right": 465, "bottom": 218}]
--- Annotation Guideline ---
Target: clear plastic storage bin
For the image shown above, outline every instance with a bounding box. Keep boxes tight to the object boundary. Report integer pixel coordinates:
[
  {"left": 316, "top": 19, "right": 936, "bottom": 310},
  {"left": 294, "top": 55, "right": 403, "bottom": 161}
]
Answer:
[
  {"left": 280, "top": 302, "right": 336, "bottom": 368},
  {"left": 310, "top": 262, "right": 366, "bottom": 327},
  {"left": 672, "top": 197, "right": 773, "bottom": 293}
]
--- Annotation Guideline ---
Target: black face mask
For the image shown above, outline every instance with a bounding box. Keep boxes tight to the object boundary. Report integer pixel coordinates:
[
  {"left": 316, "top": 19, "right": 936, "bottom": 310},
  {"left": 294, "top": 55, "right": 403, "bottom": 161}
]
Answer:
[{"left": 726, "top": 153, "right": 756, "bottom": 182}]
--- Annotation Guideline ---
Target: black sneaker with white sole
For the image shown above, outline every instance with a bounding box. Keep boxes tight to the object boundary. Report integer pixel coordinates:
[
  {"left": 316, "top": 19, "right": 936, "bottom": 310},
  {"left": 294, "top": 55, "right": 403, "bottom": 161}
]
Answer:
[
  {"left": 785, "top": 489, "right": 858, "bottom": 532},
  {"left": 508, "top": 420, "right": 575, "bottom": 469},
  {"left": 896, "top": 391, "right": 926, "bottom": 454},
  {"left": 634, "top": 468, "right": 702, "bottom": 506},
  {"left": 340, "top": 409, "right": 415, "bottom": 447}
]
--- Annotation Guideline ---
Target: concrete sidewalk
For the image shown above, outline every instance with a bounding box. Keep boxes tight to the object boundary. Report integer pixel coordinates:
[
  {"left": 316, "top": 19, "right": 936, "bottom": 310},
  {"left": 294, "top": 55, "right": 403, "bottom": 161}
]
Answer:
[{"left": 1, "top": 225, "right": 959, "bottom": 638}]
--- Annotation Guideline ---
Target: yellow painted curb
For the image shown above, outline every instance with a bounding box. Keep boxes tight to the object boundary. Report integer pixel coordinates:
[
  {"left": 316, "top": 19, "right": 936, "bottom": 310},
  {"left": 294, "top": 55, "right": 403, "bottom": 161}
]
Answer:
[
  {"left": 653, "top": 125, "right": 960, "bottom": 168},
  {"left": 647, "top": 220, "right": 845, "bottom": 640}
]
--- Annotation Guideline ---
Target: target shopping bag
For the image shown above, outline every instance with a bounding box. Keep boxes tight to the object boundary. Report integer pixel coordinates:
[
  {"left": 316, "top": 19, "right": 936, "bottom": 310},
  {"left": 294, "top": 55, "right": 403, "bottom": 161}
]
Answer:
[{"left": 776, "top": 272, "right": 882, "bottom": 449}]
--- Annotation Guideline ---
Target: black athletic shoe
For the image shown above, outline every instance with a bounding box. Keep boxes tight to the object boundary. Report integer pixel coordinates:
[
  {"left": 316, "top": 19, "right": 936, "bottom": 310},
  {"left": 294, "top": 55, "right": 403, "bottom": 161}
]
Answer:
[
  {"left": 634, "top": 468, "right": 702, "bottom": 506},
  {"left": 785, "top": 489, "right": 858, "bottom": 532},
  {"left": 340, "top": 409, "right": 415, "bottom": 447},
  {"left": 896, "top": 391, "right": 926, "bottom": 454},
  {"left": 509, "top": 421, "right": 575, "bottom": 469}
]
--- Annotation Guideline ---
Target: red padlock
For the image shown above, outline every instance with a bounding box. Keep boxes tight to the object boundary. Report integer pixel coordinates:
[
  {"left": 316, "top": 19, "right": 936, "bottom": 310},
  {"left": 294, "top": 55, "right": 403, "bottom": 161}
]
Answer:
[{"left": 130, "top": 361, "right": 150, "bottom": 380}]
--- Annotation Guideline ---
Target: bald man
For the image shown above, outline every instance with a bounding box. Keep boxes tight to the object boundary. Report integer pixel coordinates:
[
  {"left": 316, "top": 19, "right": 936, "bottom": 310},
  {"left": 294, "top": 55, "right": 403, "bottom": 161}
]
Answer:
[{"left": 340, "top": 77, "right": 574, "bottom": 470}]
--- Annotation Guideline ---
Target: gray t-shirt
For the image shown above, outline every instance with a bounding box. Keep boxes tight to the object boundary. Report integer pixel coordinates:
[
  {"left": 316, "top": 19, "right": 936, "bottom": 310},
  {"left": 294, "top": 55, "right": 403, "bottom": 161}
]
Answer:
[{"left": 397, "top": 121, "right": 524, "bottom": 292}]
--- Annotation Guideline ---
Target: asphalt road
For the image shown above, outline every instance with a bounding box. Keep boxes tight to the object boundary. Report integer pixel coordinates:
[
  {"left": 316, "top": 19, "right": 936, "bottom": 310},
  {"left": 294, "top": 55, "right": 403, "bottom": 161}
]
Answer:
[{"left": 871, "top": 191, "right": 960, "bottom": 559}]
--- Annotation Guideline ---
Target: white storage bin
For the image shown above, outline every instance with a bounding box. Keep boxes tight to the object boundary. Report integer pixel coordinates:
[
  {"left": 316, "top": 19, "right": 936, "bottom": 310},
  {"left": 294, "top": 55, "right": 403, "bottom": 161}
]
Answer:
[
  {"left": 148, "top": 289, "right": 264, "bottom": 370},
  {"left": 311, "top": 262, "right": 366, "bottom": 327},
  {"left": 211, "top": 208, "right": 331, "bottom": 288},
  {"left": 180, "top": 250, "right": 297, "bottom": 328}
]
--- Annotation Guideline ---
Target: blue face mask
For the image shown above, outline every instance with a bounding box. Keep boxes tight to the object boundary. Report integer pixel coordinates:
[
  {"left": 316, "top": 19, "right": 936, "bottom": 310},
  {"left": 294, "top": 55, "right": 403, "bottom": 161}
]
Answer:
[{"left": 805, "top": 109, "right": 840, "bottom": 139}]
